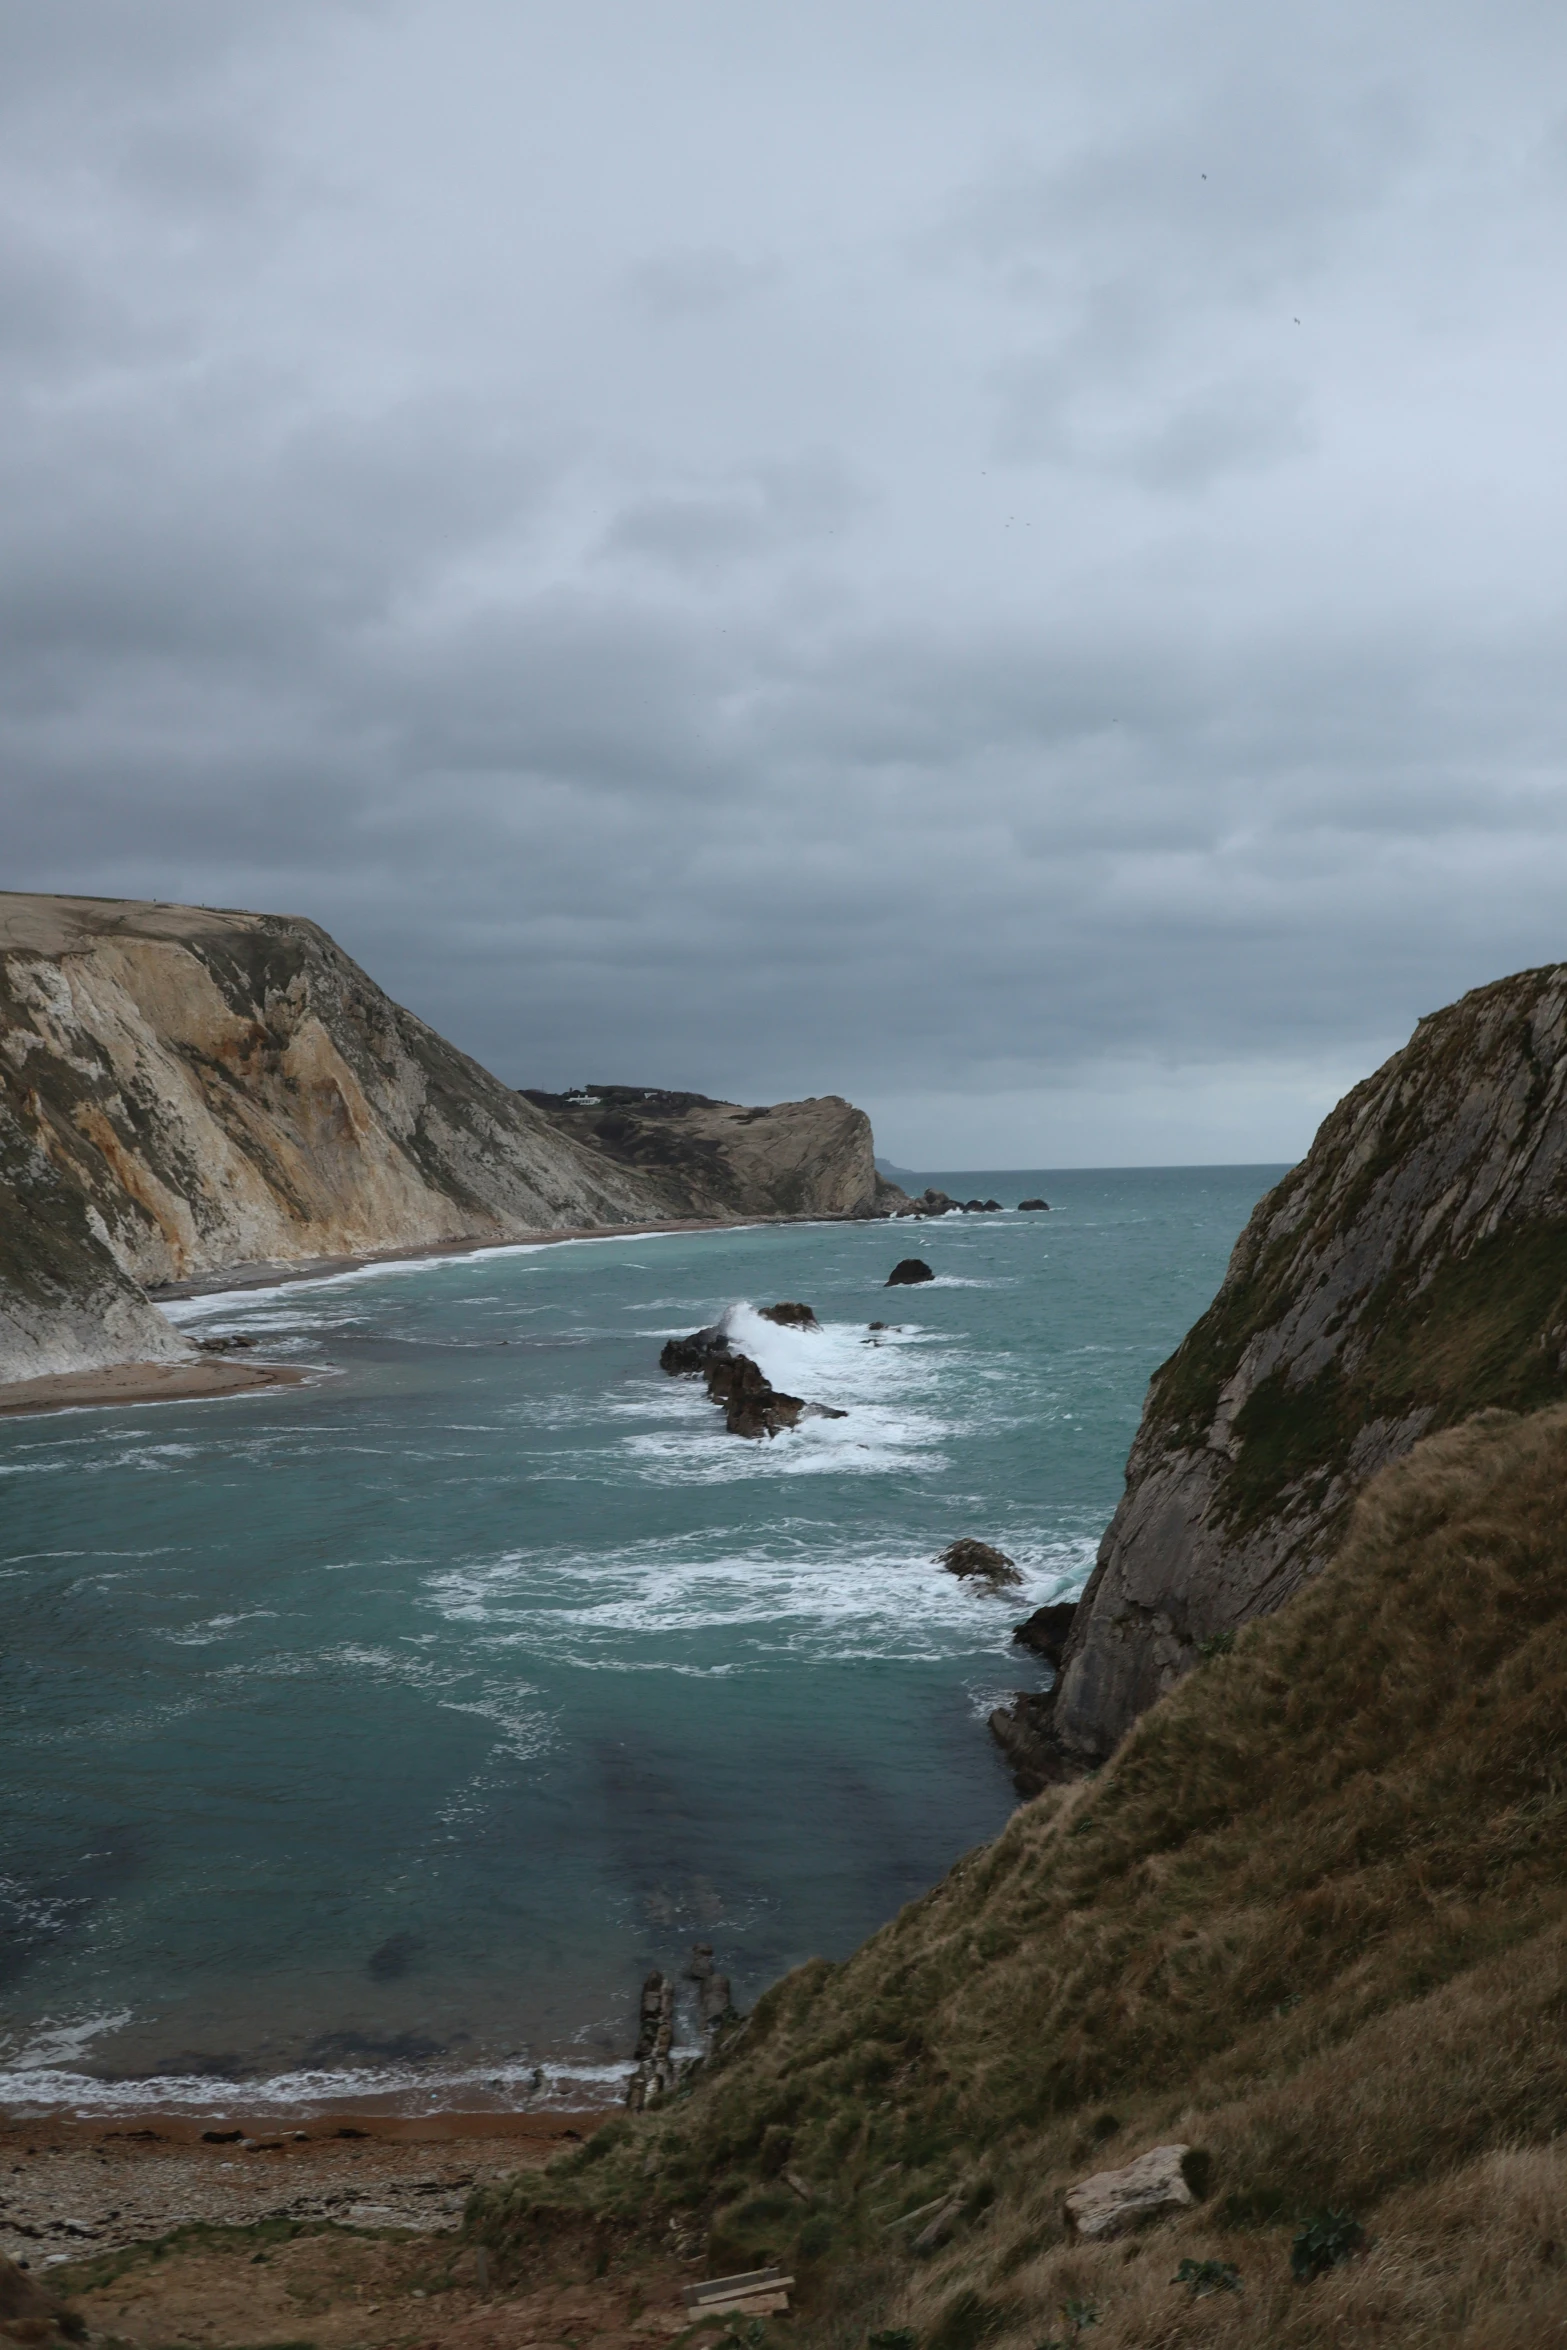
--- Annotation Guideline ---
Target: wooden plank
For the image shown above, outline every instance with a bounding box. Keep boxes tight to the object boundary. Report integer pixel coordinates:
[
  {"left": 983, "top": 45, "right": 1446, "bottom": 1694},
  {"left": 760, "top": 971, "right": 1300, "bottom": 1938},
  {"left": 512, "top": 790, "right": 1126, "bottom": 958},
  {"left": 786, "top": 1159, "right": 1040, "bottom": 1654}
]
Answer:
[
  {"left": 691, "top": 2293, "right": 790, "bottom": 2321},
  {"left": 681, "top": 2268, "right": 788, "bottom": 2309}
]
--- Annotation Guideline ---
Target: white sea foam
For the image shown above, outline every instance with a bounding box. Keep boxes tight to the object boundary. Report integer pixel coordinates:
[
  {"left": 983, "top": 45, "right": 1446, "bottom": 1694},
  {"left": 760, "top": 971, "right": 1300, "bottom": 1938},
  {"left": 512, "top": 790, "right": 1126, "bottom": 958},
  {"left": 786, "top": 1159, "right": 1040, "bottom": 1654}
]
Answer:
[
  {"left": 0, "top": 2042, "right": 634, "bottom": 2119},
  {"left": 156, "top": 1225, "right": 735, "bottom": 1326},
  {"left": 611, "top": 1300, "right": 968, "bottom": 1483},
  {"left": 162, "top": 1610, "right": 280, "bottom": 1646},
  {"left": 922, "top": 1275, "right": 1013, "bottom": 1288},
  {"left": 425, "top": 1527, "right": 1096, "bottom": 1666}
]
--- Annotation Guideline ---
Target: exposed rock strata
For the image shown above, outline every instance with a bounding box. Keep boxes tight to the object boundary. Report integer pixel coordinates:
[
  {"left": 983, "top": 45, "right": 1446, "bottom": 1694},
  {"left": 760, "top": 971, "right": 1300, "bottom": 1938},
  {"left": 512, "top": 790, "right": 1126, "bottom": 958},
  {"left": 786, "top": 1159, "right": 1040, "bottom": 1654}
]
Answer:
[
  {"left": 706, "top": 1350, "right": 807, "bottom": 1439},
  {"left": 0, "top": 894, "right": 657, "bottom": 1382},
  {"left": 1011, "top": 1600, "right": 1078, "bottom": 1667},
  {"left": 625, "top": 1972, "right": 677, "bottom": 2112},
  {"left": 1030, "top": 962, "right": 1567, "bottom": 1775},
  {"left": 522, "top": 1084, "right": 908, "bottom": 1221}
]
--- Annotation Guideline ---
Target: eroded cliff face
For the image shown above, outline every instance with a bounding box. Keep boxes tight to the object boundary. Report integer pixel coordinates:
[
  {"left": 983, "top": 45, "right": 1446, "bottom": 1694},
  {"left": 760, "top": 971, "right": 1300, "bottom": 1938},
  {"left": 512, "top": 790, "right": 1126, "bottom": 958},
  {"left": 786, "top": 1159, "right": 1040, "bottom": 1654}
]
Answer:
[
  {"left": 521, "top": 1084, "right": 905, "bottom": 1221},
  {"left": 1030, "top": 962, "right": 1567, "bottom": 1773},
  {"left": 0, "top": 894, "right": 655, "bottom": 1380}
]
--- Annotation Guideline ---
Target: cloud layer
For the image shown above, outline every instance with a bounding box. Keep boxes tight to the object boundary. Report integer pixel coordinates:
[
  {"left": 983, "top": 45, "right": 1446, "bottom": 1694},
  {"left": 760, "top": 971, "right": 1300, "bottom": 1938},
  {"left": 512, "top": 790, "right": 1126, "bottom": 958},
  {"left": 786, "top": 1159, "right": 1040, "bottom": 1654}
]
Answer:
[{"left": 4, "top": 0, "right": 1567, "bottom": 1163}]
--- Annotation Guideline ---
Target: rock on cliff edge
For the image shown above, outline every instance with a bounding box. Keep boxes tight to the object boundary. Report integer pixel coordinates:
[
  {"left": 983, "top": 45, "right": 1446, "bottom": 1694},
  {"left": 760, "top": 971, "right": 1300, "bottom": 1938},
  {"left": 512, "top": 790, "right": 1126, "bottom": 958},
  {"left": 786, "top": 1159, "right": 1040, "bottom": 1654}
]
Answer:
[
  {"left": 1027, "top": 961, "right": 1567, "bottom": 1776},
  {"left": 520, "top": 1083, "right": 907, "bottom": 1221},
  {"left": 0, "top": 894, "right": 658, "bottom": 1382}
]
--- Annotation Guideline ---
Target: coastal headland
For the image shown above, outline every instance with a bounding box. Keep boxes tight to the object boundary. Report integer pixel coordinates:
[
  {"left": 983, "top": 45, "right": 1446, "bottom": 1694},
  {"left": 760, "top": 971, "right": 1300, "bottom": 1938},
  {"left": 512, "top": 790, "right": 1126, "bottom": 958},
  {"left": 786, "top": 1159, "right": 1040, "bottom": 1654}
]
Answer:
[{"left": 0, "top": 891, "right": 911, "bottom": 1400}]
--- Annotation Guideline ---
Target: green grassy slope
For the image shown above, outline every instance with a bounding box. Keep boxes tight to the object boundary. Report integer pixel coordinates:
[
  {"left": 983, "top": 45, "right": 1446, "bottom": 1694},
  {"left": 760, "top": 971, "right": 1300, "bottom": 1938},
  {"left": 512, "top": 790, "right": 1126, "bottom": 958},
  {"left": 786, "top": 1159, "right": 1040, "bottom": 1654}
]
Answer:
[{"left": 474, "top": 1404, "right": 1567, "bottom": 2348}]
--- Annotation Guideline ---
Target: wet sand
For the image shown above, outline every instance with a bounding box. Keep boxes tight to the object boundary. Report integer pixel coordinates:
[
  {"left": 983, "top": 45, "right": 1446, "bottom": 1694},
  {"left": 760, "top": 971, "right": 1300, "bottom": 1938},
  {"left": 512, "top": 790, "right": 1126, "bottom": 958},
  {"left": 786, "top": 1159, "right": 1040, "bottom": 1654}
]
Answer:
[
  {"left": 147, "top": 1216, "right": 771, "bottom": 1302},
  {"left": 0, "top": 1358, "right": 308, "bottom": 1416}
]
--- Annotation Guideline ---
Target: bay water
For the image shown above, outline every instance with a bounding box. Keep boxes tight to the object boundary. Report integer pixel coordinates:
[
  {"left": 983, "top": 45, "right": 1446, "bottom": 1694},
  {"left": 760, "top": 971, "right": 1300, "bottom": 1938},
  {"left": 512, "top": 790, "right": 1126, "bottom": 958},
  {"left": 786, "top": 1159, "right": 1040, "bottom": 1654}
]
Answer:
[{"left": 0, "top": 1165, "right": 1279, "bottom": 2115}]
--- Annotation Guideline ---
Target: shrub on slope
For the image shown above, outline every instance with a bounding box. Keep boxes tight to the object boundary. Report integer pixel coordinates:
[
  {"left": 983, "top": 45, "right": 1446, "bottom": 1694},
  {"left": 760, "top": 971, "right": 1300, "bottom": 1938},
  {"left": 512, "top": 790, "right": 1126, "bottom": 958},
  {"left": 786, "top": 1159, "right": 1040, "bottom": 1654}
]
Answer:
[{"left": 474, "top": 1403, "right": 1567, "bottom": 2347}]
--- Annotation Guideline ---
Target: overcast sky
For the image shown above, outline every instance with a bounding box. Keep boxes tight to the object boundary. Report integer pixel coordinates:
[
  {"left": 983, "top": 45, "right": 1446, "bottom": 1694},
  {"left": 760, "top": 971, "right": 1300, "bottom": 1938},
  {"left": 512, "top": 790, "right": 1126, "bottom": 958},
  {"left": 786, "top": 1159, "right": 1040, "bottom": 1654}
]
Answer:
[{"left": 3, "top": 2, "right": 1566, "bottom": 1165}]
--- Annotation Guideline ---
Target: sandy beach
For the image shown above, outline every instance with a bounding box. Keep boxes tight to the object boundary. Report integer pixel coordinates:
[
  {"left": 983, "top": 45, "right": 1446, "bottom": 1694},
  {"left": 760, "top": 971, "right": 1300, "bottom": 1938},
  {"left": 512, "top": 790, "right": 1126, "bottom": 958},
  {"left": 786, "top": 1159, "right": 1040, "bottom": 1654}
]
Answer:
[
  {"left": 0, "top": 1217, "right": 762, "bottom": 1418},
  {"left": 0, "top": 1359, "right": 309, "bottom": 1416},
  {"left": 147, "top": 1218, "right": 770, "bottom": 1304}
]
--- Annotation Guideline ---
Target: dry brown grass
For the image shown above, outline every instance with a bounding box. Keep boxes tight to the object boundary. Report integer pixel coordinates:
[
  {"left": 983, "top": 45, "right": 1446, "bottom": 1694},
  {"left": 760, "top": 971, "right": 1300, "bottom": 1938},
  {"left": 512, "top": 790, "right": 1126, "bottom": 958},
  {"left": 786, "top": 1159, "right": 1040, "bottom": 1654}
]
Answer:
[{"left": 474, "top": 1403, "right": 1567, "bottom": 2347}]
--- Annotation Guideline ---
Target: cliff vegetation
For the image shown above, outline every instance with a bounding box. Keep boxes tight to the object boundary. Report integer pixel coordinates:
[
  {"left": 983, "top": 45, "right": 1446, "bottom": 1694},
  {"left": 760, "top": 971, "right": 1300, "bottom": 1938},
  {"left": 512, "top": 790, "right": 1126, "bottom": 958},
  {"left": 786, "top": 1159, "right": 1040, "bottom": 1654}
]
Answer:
[
  {"left": 473, "top": 1402, "right": 1567, "bottom": 2348},
  {"left": 522, "top": 1085, "right": 903, "bottom": 1222},
  {"left": 1043, "top": 961, "right": 1567, "bottom": 1768}
]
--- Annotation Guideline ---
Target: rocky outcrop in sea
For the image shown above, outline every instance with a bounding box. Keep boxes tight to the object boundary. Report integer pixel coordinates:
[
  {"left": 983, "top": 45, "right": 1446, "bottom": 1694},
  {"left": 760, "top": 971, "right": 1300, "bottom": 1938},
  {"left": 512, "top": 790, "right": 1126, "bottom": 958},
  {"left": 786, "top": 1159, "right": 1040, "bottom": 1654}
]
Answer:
[{"left": 659, "top": 1305, "right": 846, "bottom": 1439}]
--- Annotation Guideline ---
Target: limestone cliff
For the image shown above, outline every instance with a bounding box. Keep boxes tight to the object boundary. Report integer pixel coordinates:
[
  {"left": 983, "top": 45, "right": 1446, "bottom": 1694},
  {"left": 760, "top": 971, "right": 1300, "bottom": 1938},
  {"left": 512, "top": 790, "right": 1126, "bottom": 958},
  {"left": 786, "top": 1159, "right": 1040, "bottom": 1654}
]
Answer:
[
  {"left": 520, "top": 1084, "right": 906, "bottom": 1221},
  {"left": 1022, "top": 961, "right": 1567, "bottom": 1776},
  {"left": 0, "top": 894, "right": 656, "bottom": 1382}
]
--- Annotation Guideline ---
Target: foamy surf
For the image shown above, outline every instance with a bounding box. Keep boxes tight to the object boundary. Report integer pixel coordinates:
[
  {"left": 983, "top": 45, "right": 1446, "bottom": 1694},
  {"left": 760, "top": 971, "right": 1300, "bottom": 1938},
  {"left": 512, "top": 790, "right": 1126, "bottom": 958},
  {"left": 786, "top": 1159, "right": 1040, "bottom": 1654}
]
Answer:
[
  {"left": 0, "top": 2052, "right": 634, "bottom": 2120},
  {"left": 3, "top": 1168, "right": 1276, "bottom": 2120}
]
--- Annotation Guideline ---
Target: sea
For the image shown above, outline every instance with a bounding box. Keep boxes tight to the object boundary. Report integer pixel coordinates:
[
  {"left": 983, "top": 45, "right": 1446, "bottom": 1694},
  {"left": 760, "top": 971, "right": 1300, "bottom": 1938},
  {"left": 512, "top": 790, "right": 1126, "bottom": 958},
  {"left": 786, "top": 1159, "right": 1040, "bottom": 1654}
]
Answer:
[{"left": 0, "top": 1164, "right": 1281, "bottom": 2118}]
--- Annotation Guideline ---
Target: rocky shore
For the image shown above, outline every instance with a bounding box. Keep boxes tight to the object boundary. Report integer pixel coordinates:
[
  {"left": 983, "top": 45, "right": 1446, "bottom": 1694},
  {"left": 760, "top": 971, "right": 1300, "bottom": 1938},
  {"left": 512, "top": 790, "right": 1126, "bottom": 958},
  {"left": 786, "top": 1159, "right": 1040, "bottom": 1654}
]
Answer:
[{"left": 0, "top": 2110, "right": 601, "bottom": 2270}]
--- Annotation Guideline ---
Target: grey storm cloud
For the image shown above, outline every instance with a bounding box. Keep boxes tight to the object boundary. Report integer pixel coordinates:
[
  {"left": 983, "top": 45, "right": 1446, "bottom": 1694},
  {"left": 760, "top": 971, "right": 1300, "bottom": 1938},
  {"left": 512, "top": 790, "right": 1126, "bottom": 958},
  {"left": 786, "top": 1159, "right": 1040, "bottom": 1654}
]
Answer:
[{"left": 4, "top": 0, "right": 1567, "bottom": 1164}]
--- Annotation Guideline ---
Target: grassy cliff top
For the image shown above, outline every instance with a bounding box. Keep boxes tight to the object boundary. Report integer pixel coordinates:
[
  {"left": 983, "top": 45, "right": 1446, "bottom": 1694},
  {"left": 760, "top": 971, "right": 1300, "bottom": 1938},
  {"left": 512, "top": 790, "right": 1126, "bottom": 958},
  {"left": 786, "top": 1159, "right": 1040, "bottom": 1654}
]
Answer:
[
  {"left": 1151, "top": 961, "right": 1567, "bottom": 1526},
  {"left": 0, "top": 891, "right": 293, "bottom": 956},
  {"left": 475, "top": 1400, "right": 1567, "bottom": 2348}
]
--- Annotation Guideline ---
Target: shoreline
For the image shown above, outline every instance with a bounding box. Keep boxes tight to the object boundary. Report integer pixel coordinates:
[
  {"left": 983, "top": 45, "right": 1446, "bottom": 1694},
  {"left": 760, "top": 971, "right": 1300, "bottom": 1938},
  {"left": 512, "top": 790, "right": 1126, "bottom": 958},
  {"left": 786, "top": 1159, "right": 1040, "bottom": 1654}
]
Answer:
[
  {"left": 0, "top": 2105, "right": 612, "bottom": 2268},
  {"left": 0, "top": 2105, "right": 608, "bottom": 2149},
  {"left": 2, "top": 1203, "right": 919, "bottom": 1417},
  {"left": 0, "top": 1213, "right": 816, "bottom": 1417},
  {"left": 145, "top": 1214, "right": 792, "bottom": 1303},
  {"left": 0, "top": 1358, "right": 308, "bottom": 1417}
]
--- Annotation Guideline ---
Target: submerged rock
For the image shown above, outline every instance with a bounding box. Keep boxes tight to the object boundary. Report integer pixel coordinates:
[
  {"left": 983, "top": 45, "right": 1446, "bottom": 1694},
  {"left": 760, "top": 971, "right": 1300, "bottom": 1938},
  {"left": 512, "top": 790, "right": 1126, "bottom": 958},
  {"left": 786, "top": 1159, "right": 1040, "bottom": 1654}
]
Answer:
[
  {"left": 886, "top": 1258, "right": 935, "bottom": 1286},
  {"left": 941, "top": 1538, "right": 1022, "bottom": 1588}
]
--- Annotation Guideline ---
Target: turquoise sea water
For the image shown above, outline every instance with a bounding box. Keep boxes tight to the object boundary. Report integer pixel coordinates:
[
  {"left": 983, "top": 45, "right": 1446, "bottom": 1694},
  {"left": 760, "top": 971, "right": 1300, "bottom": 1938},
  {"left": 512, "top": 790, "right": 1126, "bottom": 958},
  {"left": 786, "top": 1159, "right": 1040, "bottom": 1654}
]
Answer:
[{"left": 0, "top": 1165, "right": 1280, "bottom": 2116}]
